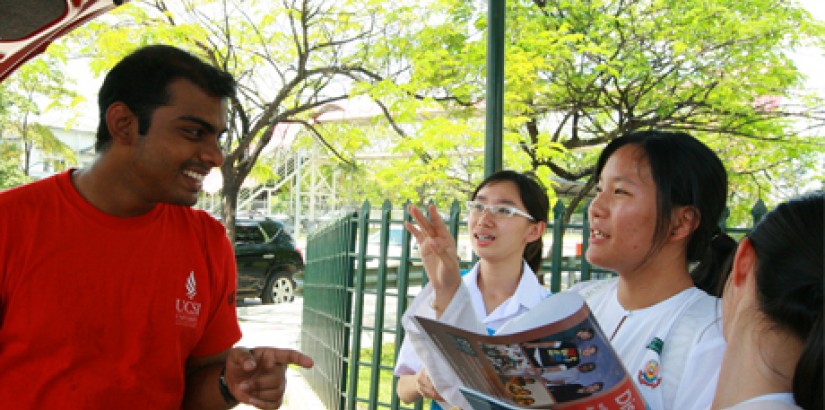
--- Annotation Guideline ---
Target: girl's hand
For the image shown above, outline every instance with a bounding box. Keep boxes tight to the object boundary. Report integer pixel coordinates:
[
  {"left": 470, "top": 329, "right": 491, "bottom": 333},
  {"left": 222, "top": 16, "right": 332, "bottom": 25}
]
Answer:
[
  {"left": 405, "top": 204, "right": 462, "bottom": 309},
  {"left": 416, "top": 368, "right": 445, "bottom": 402}
]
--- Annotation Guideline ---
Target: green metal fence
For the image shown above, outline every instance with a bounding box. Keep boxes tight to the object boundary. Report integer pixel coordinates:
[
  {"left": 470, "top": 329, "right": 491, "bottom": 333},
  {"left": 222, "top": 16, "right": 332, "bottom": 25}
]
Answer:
[{"left": 299, "top": 199, "right": 768, "bottom": 410}]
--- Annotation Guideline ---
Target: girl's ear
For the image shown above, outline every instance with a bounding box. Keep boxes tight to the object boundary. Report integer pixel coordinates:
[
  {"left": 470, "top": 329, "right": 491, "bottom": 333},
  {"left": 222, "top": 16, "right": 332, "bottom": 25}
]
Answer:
[
  {"left": 525, "top": 220, "right": 547, "bottom": 243},
  {"left": 729, "top": 237, "right": 756, "bottom": 288},
  {"left": 105, "top": 102, "right": 137, "bottom": 146},
  {"left": 669, "top": 206, "right": 700, "bottom": 241}
]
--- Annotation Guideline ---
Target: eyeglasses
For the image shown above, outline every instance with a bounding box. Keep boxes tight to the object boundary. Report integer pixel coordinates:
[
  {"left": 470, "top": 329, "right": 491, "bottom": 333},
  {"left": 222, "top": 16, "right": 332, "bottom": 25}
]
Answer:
[{"left": 465, "top": 201, "right": 535, "bottom": 221}]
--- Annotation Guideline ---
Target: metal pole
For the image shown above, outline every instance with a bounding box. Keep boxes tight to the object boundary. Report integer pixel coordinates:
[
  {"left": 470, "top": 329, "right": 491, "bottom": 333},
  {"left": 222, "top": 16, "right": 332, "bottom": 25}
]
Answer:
[{"left": 484, "top": 0, "right": 505, "bottom": 177}]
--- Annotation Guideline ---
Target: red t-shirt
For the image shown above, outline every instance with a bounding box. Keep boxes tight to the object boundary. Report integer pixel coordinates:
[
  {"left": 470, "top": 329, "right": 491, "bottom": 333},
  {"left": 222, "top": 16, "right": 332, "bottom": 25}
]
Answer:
[{"left": 0, "top": 171, "right": 241, "bottom": 408}]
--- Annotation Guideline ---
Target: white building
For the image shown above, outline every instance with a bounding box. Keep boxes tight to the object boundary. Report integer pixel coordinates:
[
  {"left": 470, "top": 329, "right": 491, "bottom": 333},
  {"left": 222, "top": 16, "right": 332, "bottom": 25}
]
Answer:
[{"left": 22, "top": 125, "right": 96, "bottom": 180}]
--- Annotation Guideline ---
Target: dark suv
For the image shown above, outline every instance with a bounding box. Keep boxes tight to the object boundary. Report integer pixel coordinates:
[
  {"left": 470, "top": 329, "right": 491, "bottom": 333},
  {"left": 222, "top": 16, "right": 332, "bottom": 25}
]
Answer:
[{"left": 234, "top": 217, "right": 303, "bottom": 304}]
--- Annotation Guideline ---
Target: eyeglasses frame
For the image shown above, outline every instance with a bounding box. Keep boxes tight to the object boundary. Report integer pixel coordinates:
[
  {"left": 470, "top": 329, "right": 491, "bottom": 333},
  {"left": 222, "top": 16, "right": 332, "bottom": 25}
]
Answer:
[{"left": 465, "top": 200, "right": 536, "bottom": 221}]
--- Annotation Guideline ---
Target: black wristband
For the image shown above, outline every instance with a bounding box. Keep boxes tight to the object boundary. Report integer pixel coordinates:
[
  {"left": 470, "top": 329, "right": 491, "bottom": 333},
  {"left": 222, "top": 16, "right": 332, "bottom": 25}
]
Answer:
[{"left": 218, "top": 366, "right": 238, "bottom": 405}]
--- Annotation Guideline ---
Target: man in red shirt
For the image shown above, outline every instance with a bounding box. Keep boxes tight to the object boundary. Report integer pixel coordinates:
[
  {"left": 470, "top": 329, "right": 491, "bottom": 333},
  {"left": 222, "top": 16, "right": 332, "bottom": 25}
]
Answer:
[{"left": 0, "top": 44, "right": 313, "bottom": 409}]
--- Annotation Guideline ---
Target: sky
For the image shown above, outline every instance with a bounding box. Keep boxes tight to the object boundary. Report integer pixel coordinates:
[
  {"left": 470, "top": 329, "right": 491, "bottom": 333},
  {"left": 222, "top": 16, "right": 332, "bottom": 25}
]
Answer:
[{"left": 793, "top": 0, "right": 825, "bottom": 91}]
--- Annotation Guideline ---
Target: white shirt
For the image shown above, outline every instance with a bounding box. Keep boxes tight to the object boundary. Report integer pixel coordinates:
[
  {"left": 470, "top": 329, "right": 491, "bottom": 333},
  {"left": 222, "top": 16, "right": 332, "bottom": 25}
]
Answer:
[
  {"left": 722, "top": 393, "right": 802, "bottom": 410},
  {"left": 395, "top": 261, "right": 550, "bottom": 409},
  {"left": 570, "top": 278, "right": 726, "bottom": 410}
]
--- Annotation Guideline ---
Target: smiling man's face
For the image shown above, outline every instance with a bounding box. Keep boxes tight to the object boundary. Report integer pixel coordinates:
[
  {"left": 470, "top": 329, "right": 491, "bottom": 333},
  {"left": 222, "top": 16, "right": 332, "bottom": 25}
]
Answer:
[{"left": 128, "top": 78, "right": 227, "bottom": 207}]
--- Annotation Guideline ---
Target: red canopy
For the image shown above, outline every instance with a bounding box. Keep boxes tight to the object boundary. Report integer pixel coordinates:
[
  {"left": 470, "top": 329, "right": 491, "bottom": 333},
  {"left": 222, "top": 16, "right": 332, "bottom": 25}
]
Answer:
[{"left": 0, "top": 0, "right": 128, "bottom": 82}]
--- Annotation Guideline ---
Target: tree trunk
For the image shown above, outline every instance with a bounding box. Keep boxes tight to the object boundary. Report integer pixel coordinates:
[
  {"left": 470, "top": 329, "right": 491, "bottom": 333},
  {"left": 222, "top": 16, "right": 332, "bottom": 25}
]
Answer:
[{"left": 221, "top": 170, "right": 240, "bottom": 244}]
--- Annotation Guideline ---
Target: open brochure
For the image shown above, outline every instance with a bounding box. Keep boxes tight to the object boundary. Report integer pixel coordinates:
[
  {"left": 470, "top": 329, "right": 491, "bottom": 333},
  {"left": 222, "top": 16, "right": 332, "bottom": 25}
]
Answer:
[{"left": 412, "top": 292, "right": 648, "bottom": 409}]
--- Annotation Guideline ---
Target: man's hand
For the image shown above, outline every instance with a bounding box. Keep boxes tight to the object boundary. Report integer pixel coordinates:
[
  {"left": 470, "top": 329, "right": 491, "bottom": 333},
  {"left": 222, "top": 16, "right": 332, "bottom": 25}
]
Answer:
[{"left": 224, "top": 347, "right": 314, "bottom": 409}]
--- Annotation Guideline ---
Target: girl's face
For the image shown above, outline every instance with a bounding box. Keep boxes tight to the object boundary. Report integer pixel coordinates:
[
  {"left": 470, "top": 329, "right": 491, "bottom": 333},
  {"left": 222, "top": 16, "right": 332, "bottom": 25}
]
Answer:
[
  {"left": 468, "top": 180, "right": 541, "bottom": 264},
  {"left": 586, "top": 145, "right": 660, "bottom": 275}
]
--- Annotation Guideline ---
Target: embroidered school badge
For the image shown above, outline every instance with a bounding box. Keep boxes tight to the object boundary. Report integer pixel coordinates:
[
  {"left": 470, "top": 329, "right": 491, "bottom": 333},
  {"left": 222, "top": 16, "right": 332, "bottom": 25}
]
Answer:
[{"left": 638, "top": 359, "right": 662, "bottom": 388}]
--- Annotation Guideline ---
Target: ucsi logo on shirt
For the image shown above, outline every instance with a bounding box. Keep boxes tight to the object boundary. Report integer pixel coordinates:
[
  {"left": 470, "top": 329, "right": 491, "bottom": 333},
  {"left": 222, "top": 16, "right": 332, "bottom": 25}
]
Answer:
[{"left": 176, "top": 271, "right": 203, "bottom": 328}]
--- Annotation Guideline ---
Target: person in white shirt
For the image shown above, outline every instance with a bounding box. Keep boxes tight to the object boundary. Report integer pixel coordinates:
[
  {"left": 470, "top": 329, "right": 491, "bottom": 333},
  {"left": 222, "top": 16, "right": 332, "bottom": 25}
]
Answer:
[
  {"left": 403, "top": 130, "right": 738, "bottom": 410},
  {"left": 712, "top": 192, "right": 823, "bottom": 410},
  {"left": 394, "top": 170, "right": 550, "bottom": 410},
  {"left": 568, "top": 130, "right": 735, "bottom": 410}
]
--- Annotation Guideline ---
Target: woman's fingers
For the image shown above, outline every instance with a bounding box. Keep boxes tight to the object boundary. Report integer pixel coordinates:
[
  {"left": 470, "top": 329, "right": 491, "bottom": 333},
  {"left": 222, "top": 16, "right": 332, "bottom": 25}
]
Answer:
[
  {"left": 408, "top": 204, "right": 438, "bottom": 237},
  {"left": 426, "top": 203, "right": 451, "bottom": 237},
  {"left": 403, "top": 220, "right": 423, "bottom": 244},
  {"left": 405, "top": 203, "right": 462, "bottom": 289},
  {"left": 416, "top": 370, "right": 438, "bottom": 400}
]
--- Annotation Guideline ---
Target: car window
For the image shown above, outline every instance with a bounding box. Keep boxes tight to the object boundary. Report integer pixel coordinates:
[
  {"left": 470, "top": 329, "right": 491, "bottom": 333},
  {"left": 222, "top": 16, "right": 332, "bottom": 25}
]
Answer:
[
  {"left": 259, "top": 220, "right": 284, "bottom": 240},
  {"left": 388, "top": 228, "right": 404, "bottom": 246},
  {"left": 236, "top": 225, "right": 265, "bottom": 244},
  {"left": 368, "top": 228, "right": 405, "bottom": 246}
]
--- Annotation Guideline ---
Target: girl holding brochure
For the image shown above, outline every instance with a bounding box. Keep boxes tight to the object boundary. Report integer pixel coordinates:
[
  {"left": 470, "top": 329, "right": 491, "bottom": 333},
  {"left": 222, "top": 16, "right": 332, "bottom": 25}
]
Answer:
[
  {"left": 712, "top": 192, "right": 823, "bottom": 410},
  {"left": 394, "top": 170, "right": 551, "bottom": 409},
  {"left": 401, "top": 130, "right": 734, "bottom": 410},
  {"left": 566, "top": 130, "right": 733, "bottom": 410}
]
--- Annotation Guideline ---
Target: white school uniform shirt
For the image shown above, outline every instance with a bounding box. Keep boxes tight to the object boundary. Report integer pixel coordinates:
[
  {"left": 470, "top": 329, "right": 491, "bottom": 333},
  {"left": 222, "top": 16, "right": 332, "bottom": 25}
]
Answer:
[
  {"left": 395, "top": 261, "right": 550, "bottom": 410},
  {"left": 570, "top": 278, "right": 727, "bottom": 410},
  {"left": 721, "top": 393, "right": 802, "bottom": 410}
]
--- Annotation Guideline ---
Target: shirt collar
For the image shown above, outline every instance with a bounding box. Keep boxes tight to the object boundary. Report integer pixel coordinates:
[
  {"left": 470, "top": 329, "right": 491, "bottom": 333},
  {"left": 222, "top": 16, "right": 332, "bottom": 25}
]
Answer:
[
  {"left": 507, "top": 261, "right": 547, "bottom": 313},
  {"left": 464, "top": 261, "right": 548, "bottom": 321}
]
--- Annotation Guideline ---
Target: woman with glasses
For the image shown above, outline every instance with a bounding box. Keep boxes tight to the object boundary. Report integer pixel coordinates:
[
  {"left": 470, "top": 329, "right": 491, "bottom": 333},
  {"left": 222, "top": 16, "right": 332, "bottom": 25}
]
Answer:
[{"left": 394, "top": 170, "right": 550, "bottom": 410}]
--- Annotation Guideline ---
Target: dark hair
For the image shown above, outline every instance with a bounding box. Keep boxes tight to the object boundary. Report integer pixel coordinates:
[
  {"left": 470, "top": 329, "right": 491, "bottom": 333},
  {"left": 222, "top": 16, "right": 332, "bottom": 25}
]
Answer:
[
  {"left": 581, "top": 344, "right": 598, "bottom": 355},
  {"left": 593, "top": 130, "right": 733, "bottom": 295},
  {"left": 471, "top": 170, "right": 550, "bottom": 274},
  {"left": 747, "top": 192, "right": 823, "bottom": 410},
  {"left": 578, "top": 362, "right": 596, "bottom": 372},
  {"left": 576, "top": 328, "right": 595, "bottom": 340},
  {"left": 95, "top": 44, "right": 236, "bottom": 152}
]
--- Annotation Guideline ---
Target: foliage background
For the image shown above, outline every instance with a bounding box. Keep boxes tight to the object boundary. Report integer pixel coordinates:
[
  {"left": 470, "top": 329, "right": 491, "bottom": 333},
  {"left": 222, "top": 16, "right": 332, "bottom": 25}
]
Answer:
[{"left": 1, "top": 0, "right": 823, "bottom": 227}]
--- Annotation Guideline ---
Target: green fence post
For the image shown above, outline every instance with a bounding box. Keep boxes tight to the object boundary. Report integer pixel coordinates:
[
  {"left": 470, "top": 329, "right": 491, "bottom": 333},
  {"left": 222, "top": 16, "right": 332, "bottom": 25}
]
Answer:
[
  {"left": 391, "top": 201, "right": 416, "bottom": 410},
  {"left": 366, "top": 201, "right": 393, "bottom": 410},
  {"left": 751, "top": 199, "right": 767, "bottom": 226},
  {"left": 720, "top": 207, "right": 730, "bottom": 233},
  {"left": 550, "top": 201, "right": 566, "bottom": 293},
  {"left": 580, "top": 200, "right": 591, "bottom": 281},
  {"left": 347, "top": 202, "right": 371, "bottom": 410},
  {"left": 448, "top": 200, "right": 461, "bottom": 244}
]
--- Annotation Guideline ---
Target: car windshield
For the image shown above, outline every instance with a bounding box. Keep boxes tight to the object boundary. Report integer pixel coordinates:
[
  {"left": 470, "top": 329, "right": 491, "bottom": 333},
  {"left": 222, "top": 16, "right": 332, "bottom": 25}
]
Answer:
[
  {"left": 368, "top": 228, "right": 405, "bottom": 246},
  {"left": 236, "top": 225, "right": 265, "bottom": 244},
  {"left": 258, "top": 220, "right": 284, "bottom": 239},
  {"left": 388, "top": 228, "right": 404, "bottom": 246}
]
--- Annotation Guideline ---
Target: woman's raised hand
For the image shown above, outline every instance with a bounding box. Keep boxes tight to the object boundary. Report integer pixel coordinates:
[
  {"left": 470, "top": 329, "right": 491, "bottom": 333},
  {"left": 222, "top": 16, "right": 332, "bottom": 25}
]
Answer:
[{"left": 405, "top": 204, "right": 462, "bottom": 308}]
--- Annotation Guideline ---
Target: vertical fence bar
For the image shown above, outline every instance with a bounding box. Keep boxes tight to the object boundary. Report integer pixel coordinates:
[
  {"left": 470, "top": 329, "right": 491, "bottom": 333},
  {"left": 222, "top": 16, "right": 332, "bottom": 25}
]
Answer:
[
  {"left": 346, "top": 202, "right": 371, "bottom": 410},
  {"left": 720, "top": 207, "right": 730, "bottom": 232},
  {"left": 751, "top": 199, "right": 767, "bottom": 225},
  {"left": 580, "top": 201, "right": 591, "bottom": 281},
  {"left": 366, "top": 201, "right": 393, "bottom": 410},
  {"left": 448, "top": 200, "right": 462, "bottom": 249},
  {"left": 341, "top": 213, "right": 358, "bottom": 410},
  {"left": 549, "top": 201, "right": 566, "bottom": 293},
  {"left": 391, "top": 201, "right": 414, "bottom": 410}
]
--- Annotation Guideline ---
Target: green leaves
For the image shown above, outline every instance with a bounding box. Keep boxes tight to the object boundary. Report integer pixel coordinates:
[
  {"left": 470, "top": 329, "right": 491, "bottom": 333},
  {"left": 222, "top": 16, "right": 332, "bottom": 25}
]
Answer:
[{"left": 3, "top": 0, "right": 822, "bottom": 224}]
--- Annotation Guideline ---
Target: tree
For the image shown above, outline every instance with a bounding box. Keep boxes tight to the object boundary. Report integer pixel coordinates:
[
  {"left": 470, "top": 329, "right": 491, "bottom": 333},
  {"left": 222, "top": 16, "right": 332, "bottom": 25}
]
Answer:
[
  {"left": 52, "top": 0, "right": 825, "bottom": 229},
  {"left": 0, "top": 142, "right": 30, "bottom": 190},
  {"left": 0, "top": 44, "right": 79, "bottom": 177},
  {"left": 68, "top": 0, "right": 431, "bottom": 239},
  {"left": 354, "top": 0, "right": 825, "bottom": 222}
]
